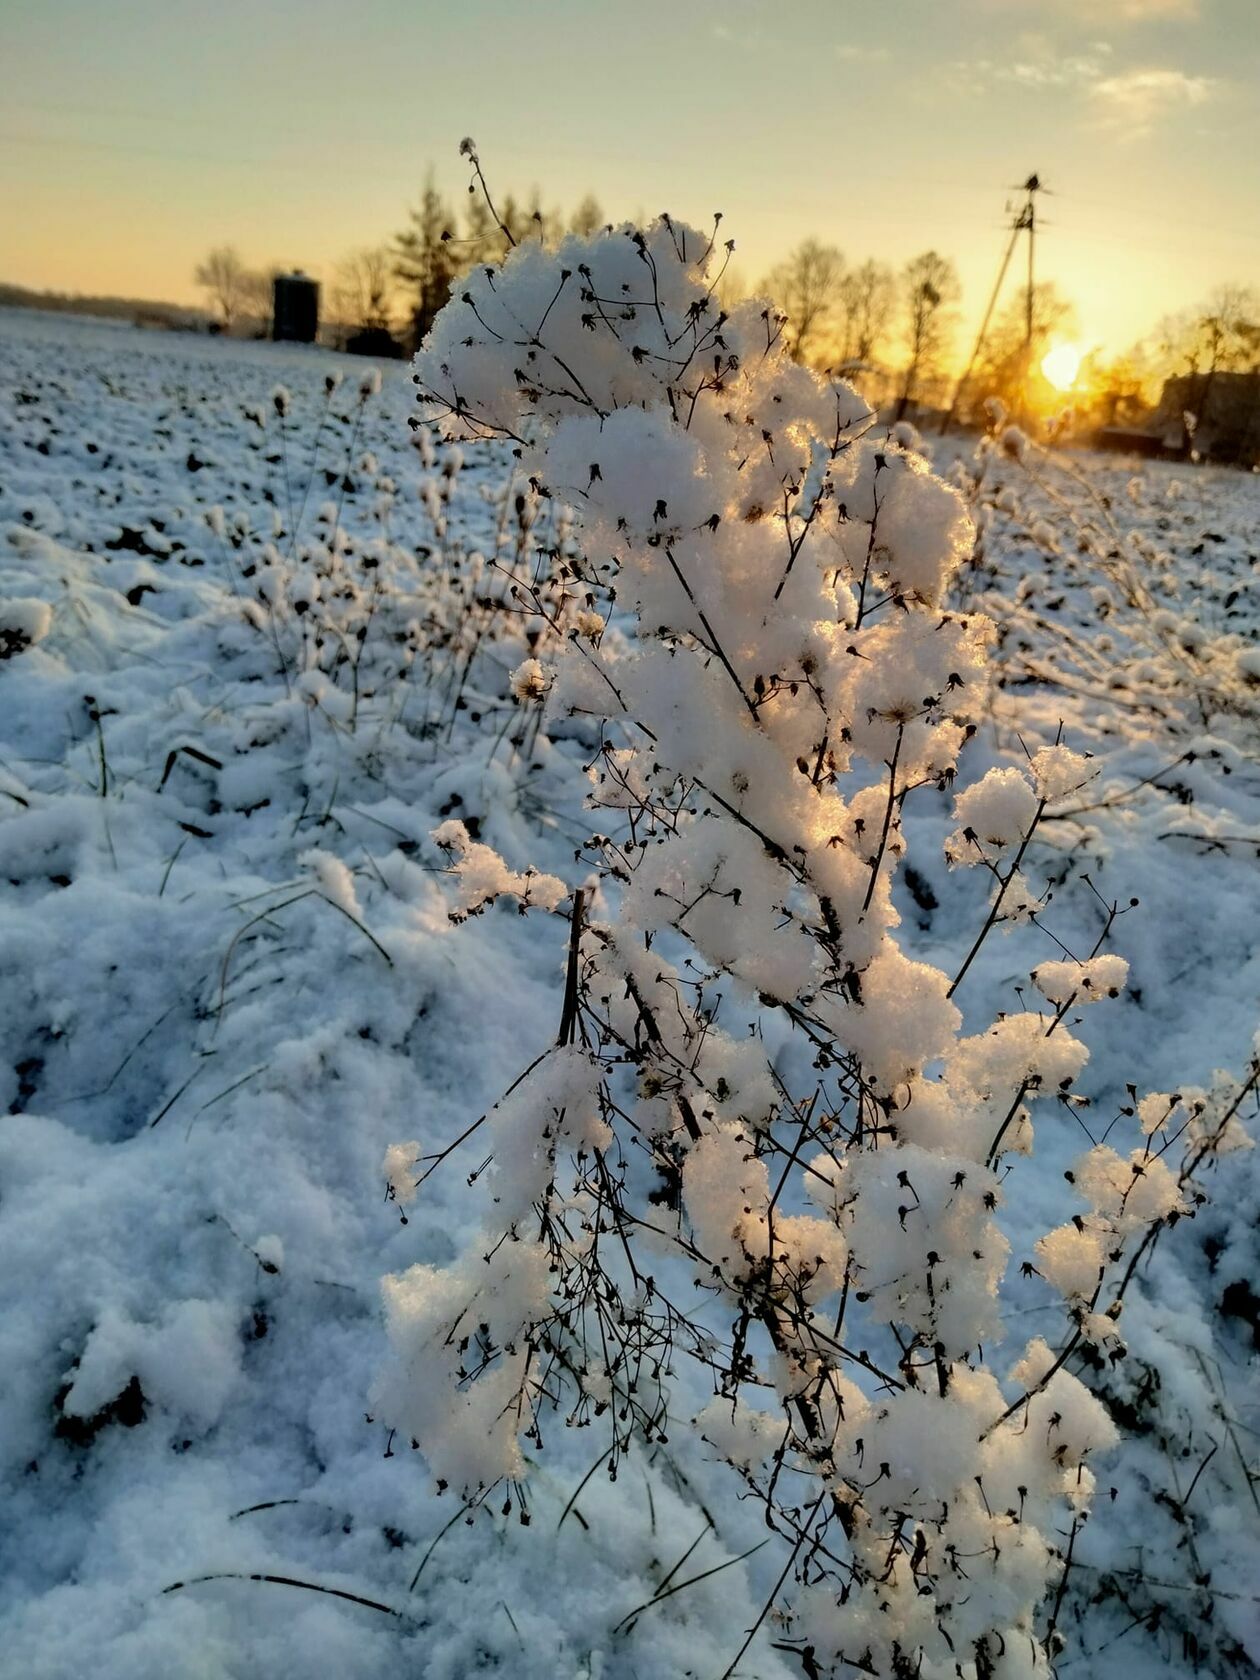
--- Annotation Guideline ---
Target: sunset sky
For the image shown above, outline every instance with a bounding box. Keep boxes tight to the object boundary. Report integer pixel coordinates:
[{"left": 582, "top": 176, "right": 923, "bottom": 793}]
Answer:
[{"left": 3, "top": 0, "right": 1257, "bottom": 358}]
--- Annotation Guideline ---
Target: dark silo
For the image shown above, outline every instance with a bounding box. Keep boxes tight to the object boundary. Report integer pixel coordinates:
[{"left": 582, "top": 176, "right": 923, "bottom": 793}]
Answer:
[{"left": 272, "top": 273, "right": 319, "bottom": 344}]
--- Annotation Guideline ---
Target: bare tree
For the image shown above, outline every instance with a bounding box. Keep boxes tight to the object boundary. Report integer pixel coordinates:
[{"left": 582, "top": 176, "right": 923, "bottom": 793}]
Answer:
[
  {"left": 763, "top": 239, "right": 845, "bottom": 364},
  {"left": 335, "top": 247, "right": 395, "bottom": 333},
  {"left": 194, "top": 246, "right": 246, "bottom": 330},
  {"left": 498, "top": 192, "right": 534, "bottom": 249},
  {"left": 837, "top": 259, "right": 895, "bottom": 369},
  {"left": 569, "top": 193, "right": 605, "bottom": 237},
  {"left": 714, "top": 261, "right": 749, "bottom": 311},
  {"left": 895, "top": 251, "right": 960, "bottom": 420},
  {"left": 238, "top": 266, "right": 280, "bottom": 337},
  {"left": 1162, "top": 286, "right": 1260, "bottom": 447},
  {"left": 459, "top": 193, "right": 502, "bottom": 267},
  {"left": 1080, "top": 346, "right": 1154, "bottom": 429},
  {"left": 522, "top": 189, "right": 564, "bottom": 246}
]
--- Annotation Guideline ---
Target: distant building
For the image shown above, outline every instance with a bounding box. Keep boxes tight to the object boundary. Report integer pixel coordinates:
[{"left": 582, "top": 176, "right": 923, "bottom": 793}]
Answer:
[
  {"left": 345, "top": 324, "right": 404, "bottom": 360},
  {"left": 272, "top": 273, "right": 319, "bottom": 345},
  {"left": 1093, "top": 370, "right": 1260, "bottom": 468},
  {"left": 1153, "top": 371, "right": 1260, "bottom": 466},
  {"left": 1092, "top": 425, "right": 1166, "bottom": 460}
]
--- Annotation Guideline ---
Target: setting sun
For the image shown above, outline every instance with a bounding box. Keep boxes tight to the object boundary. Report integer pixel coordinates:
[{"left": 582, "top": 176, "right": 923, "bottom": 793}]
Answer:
[{"left": 1041, "top": 341, "right": 1082, "bottom": 391}]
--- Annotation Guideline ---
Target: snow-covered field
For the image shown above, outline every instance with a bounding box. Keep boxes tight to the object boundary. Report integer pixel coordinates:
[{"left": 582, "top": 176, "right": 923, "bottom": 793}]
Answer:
[{"left": 1, "top": 305, "right": 1256, "bottom": 1679}]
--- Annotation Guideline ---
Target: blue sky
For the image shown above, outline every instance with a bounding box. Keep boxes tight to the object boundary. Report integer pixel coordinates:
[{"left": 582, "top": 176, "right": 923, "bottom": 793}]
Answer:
[{"left": 3, "top": 0, "right": 1257, "bottom": 351}]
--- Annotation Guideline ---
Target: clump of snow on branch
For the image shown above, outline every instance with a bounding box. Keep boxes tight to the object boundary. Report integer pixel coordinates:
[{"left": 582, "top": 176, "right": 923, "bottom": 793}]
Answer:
[{"left": 432, "top": 817, "right": 568, "bottom": 918}]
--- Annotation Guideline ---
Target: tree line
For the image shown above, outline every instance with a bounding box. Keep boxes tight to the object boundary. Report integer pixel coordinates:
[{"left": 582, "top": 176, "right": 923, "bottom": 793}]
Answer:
[
  {"left": 192, "top": 174, "right": 607, "bottom": 352},
  {"left": 192, "top": 178, "right": 1258, "bottom": 437}
]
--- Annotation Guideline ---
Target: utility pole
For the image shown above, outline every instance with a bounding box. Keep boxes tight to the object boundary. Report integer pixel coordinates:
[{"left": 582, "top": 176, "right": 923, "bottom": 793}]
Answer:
[
  {"left": 1025, "top": 175, "right": 1037, "bottom": 350},
  {"left": 941, "top": 173, "right": 1044, "bottom": 436}
]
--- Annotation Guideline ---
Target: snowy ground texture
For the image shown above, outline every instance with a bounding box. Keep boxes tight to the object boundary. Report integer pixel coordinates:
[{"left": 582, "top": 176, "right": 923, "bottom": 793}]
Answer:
[{"left": 0, "top": 307, "right": 1257, "bottom": 1679}]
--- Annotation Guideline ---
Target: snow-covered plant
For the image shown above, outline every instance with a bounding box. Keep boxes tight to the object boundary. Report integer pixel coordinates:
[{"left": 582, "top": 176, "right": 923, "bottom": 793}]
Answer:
[
  {"left": 374, "top": 204, "right": 1242, "bottom": 1677},
  {"left": 207, "top": 374, "right": 574, "bottom": 748},
  {"left": 1016, "top": 1047, "right": 1260, "bottom": 1678}
]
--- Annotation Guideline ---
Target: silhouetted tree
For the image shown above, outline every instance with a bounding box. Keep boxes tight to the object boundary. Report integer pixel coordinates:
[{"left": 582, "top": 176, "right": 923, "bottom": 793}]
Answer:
[
  {"left": 837, "top": 259, "right": 895, "bottom": 369},
  {"left": 1160, "top": 286, "right": 1260, "bottom": 447},
  {"left": 394, "top": 174, "right": 458, "bottom": 349},
  {"left": 763, "top": 240, "right": 845, "bottom": 364},
  {"left": 524, "top": 189, "right": 565, "bottom": 245},
  {"left": 895, "top": 251, "right": 959, "bottom": 420},
  {"left": 569, "top": 194, "right": 605, "bottom": 237},
  {"left": 335, "top": 247, "right": 395, "bottom": 333},
  {"left": 238, "top": 266, "right": 280, "bottom": 337},
  {"left": 456, "top": 194, "right": 500, "bottom": 267},
  {"left": 1076, "top": 346, "right": 1154, "bottom": 429},
  {"left": 498, "top": 192, "right": 531, "bottom": 248},
  {"left": 195, "top": 246, "right": 247, "bottom": 330}
]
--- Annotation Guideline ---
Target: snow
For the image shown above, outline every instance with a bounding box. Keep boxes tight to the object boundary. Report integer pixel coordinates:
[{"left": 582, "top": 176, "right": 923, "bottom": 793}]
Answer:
[
  {"left": 951, "top": 764, "right": 1041, "bottom": 849},
  {"left": 0, "top": 594, "right": 54, "bottom": 656},
  {"left": 0, "top": 296, "right": 1257, "bottom": 1679}
]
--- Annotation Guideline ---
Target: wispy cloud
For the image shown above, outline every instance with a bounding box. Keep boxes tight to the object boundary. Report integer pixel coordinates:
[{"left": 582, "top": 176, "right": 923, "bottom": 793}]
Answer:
[
  {"left": 1105, "top": 0, "right": 1199, "bottom": 18},
  {"left": 1091, "top": 66, "right": 1216, "bottom": 132},
  {"left": 835, "top": 43, "right": 891, "bottom": 64},
  {"left": 1004, "top": 52, "right": 1109, "bottom": 87},
  {"left": 977, "top": 0, "right": 1199, "bottom": 20},
  {"left": 953, "top": 39, "right": 1220, "bottom": 135}
]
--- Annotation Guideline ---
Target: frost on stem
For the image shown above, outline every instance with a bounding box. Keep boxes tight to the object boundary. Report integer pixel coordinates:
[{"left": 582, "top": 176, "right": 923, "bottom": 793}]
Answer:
[{"left": 374, "top": 209, "right": 1214, "bottom": 1677}]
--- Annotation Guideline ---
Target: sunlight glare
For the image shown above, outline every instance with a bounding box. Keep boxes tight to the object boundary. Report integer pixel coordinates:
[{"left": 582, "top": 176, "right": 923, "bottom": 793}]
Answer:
[{"left": 1041, "top": 342, "right": 1082, "bottom": 392}]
